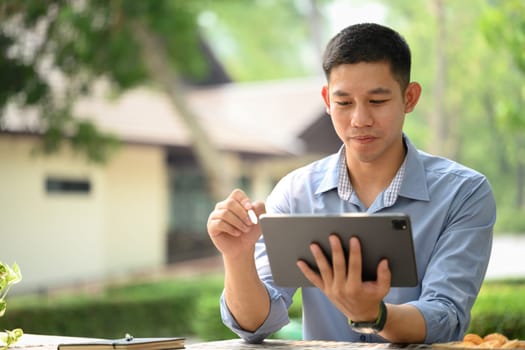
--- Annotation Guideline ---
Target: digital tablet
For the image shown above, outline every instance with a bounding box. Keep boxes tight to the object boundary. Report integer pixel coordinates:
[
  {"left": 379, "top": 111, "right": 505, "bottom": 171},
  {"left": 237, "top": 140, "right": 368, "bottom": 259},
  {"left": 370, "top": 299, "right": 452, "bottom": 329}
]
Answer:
[{"left": 259, "top": 213, "right": 418, "bottom": 288}]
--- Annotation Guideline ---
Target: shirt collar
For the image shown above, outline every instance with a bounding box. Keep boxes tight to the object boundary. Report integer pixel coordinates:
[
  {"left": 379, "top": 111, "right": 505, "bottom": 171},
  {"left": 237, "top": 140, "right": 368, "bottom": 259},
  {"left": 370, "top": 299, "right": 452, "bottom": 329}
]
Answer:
[
  {"left": 400, "top": 136, "right": 430, "bottom": 201},
  {"left": 337, "top": 146, "right": 407, "bottom": 207},
  {"left": 314, "top": 145, "right": 344, "bottom": 196},
  {"left": 313, "top": 134, "right": 430, "bottom": 203}
]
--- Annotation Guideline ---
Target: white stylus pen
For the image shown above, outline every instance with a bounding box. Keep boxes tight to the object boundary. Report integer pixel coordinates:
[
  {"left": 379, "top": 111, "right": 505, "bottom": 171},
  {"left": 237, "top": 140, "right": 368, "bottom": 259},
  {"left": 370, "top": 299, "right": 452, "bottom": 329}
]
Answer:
[{"left": 248, "top": 209, "right": 258, "bottom": 225}]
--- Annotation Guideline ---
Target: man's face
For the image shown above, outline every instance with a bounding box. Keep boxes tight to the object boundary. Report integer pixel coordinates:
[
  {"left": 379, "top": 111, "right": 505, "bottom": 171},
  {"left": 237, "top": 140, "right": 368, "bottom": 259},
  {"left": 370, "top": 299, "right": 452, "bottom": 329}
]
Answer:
[{"left": 321, "top": 62, "right": 420, "bottom": 166}]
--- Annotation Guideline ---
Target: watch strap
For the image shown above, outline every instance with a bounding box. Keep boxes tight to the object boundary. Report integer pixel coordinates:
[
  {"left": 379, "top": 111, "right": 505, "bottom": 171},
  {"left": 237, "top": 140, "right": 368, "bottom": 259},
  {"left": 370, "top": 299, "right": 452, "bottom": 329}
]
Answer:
[{"left": 349, "top": 300, "right": 387, "bottom": 333}]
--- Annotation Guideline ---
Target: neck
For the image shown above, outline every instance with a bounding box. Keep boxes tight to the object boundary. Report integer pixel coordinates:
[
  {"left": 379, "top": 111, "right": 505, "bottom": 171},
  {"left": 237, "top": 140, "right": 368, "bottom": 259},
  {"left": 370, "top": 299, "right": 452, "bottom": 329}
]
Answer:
[{"left": 346, "top": 140, "right": 406, "bottom": 207}]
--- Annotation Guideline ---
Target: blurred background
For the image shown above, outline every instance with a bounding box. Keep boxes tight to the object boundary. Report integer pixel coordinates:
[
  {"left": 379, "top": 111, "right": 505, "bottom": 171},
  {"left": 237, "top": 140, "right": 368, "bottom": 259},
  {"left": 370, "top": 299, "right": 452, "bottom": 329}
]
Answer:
[{"left": 0, "top": 0, "right": 524, "bottom": 342}]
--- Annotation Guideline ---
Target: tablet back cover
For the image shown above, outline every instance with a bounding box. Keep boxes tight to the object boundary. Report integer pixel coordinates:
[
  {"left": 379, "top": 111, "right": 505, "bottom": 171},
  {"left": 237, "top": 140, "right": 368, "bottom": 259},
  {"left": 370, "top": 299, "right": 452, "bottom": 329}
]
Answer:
[{"left": 260, "top": 213, "right": 418, "bottom": 287}]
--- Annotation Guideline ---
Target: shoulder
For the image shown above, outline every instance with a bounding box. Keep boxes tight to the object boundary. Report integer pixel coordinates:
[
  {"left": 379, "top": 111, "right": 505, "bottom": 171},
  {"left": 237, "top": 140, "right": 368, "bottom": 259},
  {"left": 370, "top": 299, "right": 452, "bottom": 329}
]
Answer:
[
  {"left": 414, "top": 150, "right": 495, "bottom": 211},
  {"left": 283, "top": 152, "right": 340, "bottom": 182},
  {"left": 404, "top": 135, "right": 487, "bottom": 185},
  {"left": 266, "top": 151, "right": 341, "bottom": 213},
  {"left": 418, "top": 149, "right": 487, "bottom": 183}
]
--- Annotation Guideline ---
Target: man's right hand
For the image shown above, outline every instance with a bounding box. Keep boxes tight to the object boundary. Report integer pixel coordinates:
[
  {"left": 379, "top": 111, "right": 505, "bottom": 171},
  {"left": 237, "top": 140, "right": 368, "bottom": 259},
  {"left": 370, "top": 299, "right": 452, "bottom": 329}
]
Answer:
[
  {"left": 208, "top": 189, "right": 271, "bottom": 333},
  {"left": 207, "top": 189, "right": 266, "bottom": 259}
]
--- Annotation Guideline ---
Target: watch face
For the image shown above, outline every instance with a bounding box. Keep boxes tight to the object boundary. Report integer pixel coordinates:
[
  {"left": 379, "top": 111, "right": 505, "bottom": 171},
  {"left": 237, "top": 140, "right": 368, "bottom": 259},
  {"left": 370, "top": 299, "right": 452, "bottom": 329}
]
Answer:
[
  {"left": 353, "top": 326, "right": 377, "bottom": 334},
  {"left": 351, "top": 323, "right": 378, "bottom": 334}
]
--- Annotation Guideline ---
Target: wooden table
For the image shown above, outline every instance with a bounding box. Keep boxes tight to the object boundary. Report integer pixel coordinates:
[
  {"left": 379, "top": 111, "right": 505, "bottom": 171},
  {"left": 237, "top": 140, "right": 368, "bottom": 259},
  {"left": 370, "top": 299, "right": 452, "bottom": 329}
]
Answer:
[
  {"left": 186, "top": 339, "right": 432, "bottom": 349},
  {"left": 10, "top": 334, "right": 432, "bottom": 349}
]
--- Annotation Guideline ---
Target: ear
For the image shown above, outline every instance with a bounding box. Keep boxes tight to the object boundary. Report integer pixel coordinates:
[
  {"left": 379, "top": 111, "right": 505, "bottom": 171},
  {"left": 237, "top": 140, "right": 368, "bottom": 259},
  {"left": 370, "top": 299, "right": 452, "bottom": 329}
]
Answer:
[
  {"left": 321, "top": 85, "right": 331, "bottom": 115},
  {"left": 404, "top": 82, "right": 422, "bottom": 113}
]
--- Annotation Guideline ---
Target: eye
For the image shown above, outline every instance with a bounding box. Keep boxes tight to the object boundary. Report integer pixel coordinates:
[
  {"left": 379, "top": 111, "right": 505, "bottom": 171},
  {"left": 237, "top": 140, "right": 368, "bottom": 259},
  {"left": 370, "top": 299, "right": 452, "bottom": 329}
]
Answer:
[
  {"left": 370, "top": 99, "right": 389, "bottom": 105},
  {"left": 335, "top": 101, "right": 351, "bottom": 106}
]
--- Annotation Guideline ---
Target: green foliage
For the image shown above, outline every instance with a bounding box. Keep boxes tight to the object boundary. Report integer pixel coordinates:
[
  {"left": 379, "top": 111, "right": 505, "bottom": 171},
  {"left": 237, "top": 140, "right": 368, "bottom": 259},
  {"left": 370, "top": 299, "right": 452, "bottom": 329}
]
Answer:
[
  {"left": 0, "top": 0, "right": 325, "bottom": 164},
  {"left": 191, "top": 291, "right": 236, "bottom": 341},
  {"left": 0, "top": 263, "right": 22, "bottom": 303},
  {"left": 468, "top": 279, "right": 525, "bottom": 339},
  {"left": 0, "top": 262, "right": 23, "bottom": 349},
  {"left": 4, "top": 275, "right": 524, "bottom": 342},
  {"left": 375, "top": 0, "right": 525, "bottom": 226},
  {"left": 4, "top": 275, "right": 295, "bottom": 341},
  {"left": 0, "top": 0, "right": 209, "bottom": 163},
  {"left": 0, "top": 329, "right": 23, "bottom": 350},
  {"left": 3, "top": 276, "right": 231, "bottom": 340},
  {"left": 480, "top": 0, "right": 525, "bottom": 73},
  {"left": 494, "top": 208, "right": 525, "bottom": 234},
  {"left": 199, "top": 0, "right": 318, "bottom": 81}
]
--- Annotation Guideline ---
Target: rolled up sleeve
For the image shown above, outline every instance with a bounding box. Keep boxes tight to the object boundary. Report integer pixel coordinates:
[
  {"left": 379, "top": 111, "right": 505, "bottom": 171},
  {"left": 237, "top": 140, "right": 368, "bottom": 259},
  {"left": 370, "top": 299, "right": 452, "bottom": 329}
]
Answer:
[
  {"left": 220, "top": 284, "right": 292, "bottom": 343},
  {"left": 409, "top": 177, "right": 496, "bottom": 343},
  {"left": 219, "top": 239, "right": 297, "bottom": 343}
]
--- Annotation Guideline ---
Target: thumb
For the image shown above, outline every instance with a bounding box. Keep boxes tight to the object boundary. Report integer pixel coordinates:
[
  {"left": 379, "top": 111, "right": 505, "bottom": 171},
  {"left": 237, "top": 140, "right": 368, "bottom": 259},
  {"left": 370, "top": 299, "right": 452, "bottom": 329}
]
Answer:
[{"left": 252, "top": 201, "right": 266, "bottom": 216}]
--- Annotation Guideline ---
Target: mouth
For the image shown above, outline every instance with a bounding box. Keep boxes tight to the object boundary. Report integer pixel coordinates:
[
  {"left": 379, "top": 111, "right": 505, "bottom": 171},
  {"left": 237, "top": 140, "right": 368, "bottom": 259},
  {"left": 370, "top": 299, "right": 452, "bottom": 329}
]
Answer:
[{"left": 351, "top": 135, "right": 377, "bottom": 143}]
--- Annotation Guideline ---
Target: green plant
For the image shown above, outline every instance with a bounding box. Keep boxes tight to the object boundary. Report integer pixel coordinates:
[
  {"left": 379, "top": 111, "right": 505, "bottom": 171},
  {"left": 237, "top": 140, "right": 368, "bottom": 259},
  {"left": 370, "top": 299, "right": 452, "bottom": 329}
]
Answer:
[
  {"left": 4, "top": 276, "right": 525, "bottom": 342},
  {"left": 0, "top": 262, "right": 23, "bottom": 349},
  {"left": 468, "top": 279, "right": 525, "bottom": 339},
  {"left": 191, "top": 292, "right": 236, "bottom": 341}
]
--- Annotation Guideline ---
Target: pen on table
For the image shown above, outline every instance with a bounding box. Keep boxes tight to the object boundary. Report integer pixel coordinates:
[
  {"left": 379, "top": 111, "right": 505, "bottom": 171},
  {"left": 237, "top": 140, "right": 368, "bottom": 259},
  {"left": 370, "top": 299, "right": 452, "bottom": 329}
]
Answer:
[{"left": 248, "top": 209, "right": 258, "bottom": 225}]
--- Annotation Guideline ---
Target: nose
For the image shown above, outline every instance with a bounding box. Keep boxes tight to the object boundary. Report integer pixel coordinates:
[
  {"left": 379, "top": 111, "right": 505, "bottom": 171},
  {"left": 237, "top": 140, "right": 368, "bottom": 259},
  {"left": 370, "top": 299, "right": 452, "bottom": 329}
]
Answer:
[{"left": 350, "top": 104, "right": 373, "bottom": 128}]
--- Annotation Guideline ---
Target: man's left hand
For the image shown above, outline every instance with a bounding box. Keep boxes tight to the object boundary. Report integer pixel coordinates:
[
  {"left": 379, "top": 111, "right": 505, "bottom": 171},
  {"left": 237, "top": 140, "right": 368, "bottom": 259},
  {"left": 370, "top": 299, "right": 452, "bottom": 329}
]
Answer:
[{"left": 296, "top": 235, "right": 391, "bottom": 322}]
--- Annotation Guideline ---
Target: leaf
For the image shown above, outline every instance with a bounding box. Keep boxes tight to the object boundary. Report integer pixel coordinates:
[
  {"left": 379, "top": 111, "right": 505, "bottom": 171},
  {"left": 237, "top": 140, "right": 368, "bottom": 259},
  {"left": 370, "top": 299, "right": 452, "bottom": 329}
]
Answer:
[
  {"left": 8, "top": 263, "right": 22, "bottom": 285},
  {"left": 0, "top": 263, "right": 8, "bottom": 293},
  {"left": 0, "top": 300, "right": 6, "bottom": 317},
  {"left": 0, "top": 262, "right": 23, "bottom": 349},
  {"left": 0, "top": 328, "right": 23, "bottom": 349},
  {"left": 0, "top": 262, "right": 22, "bottom": 287}
]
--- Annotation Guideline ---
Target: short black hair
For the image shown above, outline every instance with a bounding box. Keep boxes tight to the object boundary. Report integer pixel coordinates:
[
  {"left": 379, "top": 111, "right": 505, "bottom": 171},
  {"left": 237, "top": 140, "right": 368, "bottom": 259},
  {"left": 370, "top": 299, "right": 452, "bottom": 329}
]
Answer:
[{"left": 322, "top": 23, "right": 412, "bottom": 90}]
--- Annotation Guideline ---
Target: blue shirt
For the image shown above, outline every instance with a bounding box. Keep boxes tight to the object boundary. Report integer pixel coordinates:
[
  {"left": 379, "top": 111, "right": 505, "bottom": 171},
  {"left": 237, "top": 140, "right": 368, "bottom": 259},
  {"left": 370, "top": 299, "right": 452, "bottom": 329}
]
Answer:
[{"left": 220, "top": 135, "right": 496, "bottom": 344}]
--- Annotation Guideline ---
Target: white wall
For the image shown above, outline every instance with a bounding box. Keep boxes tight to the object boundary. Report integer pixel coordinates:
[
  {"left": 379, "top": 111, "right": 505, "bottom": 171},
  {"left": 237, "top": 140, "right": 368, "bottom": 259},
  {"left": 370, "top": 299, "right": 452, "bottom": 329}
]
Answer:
[
  {"left": 0, "top": 134, "right": 168, "bottom": 293},
  {"left": 102, "top": 142, "right": 168, "bottom": 277}
]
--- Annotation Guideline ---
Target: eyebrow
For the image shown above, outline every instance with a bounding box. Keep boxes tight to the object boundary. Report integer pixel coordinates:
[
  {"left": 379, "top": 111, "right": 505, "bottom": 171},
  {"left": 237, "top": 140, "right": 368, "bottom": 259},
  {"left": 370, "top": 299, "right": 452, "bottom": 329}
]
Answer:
[
  {"left": 369, "top": 87, "right": 392, "bottom": 95},
  {"left": 331, "top": 87, "right": 393, "bottom": 97}
]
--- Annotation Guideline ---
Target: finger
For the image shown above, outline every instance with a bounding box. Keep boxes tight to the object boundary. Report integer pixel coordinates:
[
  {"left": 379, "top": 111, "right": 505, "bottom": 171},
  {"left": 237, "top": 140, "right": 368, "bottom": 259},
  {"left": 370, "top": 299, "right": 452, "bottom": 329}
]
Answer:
[
  {"left": 217, "top": 190, "right": 249, "bottom": 213},
  {"left": 229, "top": 188, "right": 250, "bottom": 203},
  {"left": 217, "top": 195, "right": 253, "bottom": 227},
  {"left": 208, "top": 205, "right": 249, "bottom": 235},
  {"left": 329, "top": 234, "right": 347, "bottom": 283},
  {"left": 228, "top": 189, "right": 259, "bottom": 226},
  {"left": 252, "top": 201, "right": 266, "bottom": 217},
  {"left": 376, "top": 258, "right": 392, "bottom": 292},
  {"left": 207, "top": 214, "right": 243, "bottom": 237},
  {"left": 310, "top": 242, "right": 333, "bottom": 284},
  {"left": 347, "top": 236, "right": 363, "bottom": 283},
  {"left": 297, "top": 260, "right": 324, "bottom": 288}
]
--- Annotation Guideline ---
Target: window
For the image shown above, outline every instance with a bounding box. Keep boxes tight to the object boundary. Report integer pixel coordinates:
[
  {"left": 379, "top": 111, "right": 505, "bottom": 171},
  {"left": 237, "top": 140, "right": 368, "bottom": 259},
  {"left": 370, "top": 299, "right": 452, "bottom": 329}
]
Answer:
[{"left": 45, "top": 177, "right": 91, "bottom": 194}]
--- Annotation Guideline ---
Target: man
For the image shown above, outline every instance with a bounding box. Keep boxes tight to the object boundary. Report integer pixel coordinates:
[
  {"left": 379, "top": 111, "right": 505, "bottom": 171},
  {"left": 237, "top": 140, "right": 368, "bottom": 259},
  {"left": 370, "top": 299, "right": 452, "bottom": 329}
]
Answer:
[{"left": 207, "top": 23, "right": 496, "bottom": 344}]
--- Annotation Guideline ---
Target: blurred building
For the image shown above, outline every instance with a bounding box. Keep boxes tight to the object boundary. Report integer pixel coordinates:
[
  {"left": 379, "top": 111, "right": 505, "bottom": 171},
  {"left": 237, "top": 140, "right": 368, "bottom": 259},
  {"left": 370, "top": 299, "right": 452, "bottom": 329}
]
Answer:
[{"left": 0, "top": 75, "right": 342, "bottom": 293}]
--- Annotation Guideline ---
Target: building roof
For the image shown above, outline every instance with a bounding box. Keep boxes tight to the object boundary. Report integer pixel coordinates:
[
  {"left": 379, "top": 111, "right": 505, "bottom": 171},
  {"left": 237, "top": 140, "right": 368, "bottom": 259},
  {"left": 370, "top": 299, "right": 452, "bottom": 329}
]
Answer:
[
  {"left": 2, "top": 77, "right": 328, "bottom": 156},
  {"left": 188, "top": 76, "right": 327, "bottom": 154}
]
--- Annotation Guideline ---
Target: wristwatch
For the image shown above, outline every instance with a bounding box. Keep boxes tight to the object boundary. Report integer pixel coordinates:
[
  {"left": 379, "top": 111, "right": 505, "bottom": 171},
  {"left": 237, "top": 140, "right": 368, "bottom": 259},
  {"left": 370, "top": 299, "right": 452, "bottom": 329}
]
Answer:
[{"left": 349, "top": 300, "right": 388, "bottom": 334}]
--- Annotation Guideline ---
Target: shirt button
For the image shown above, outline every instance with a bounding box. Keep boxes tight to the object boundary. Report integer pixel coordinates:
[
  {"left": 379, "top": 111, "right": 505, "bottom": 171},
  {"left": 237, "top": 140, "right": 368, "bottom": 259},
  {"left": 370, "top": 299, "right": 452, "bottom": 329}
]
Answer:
[{"left": 360, "top": 335, "right": 367, "bottom": 342}]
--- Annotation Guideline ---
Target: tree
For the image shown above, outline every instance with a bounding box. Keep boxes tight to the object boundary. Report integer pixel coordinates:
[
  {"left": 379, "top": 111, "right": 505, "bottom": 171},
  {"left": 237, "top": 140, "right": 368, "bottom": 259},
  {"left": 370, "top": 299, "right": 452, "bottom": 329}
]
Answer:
[
  {"left": 480, "top": 0, "right": 525, "bottom": 208},
  {"left": 0, "top": 0, "right": 233, "bottom": 199},
  {"left": 0, "top": 0, "right": 324, "bottom": 201},
  {"left": 373, "top": 0, "right": 525, "bottom": 230}
]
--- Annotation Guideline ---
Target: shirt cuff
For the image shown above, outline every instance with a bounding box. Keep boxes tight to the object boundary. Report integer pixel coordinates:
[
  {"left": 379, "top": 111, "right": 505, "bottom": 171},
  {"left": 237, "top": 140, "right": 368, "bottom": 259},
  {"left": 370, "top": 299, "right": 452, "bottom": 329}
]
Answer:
[
  {"left": 407, "top": 300, "right": 462, "bottom": 344},
  {"left": 220, "top": 285, "right": 291, "bottom": 343}
]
